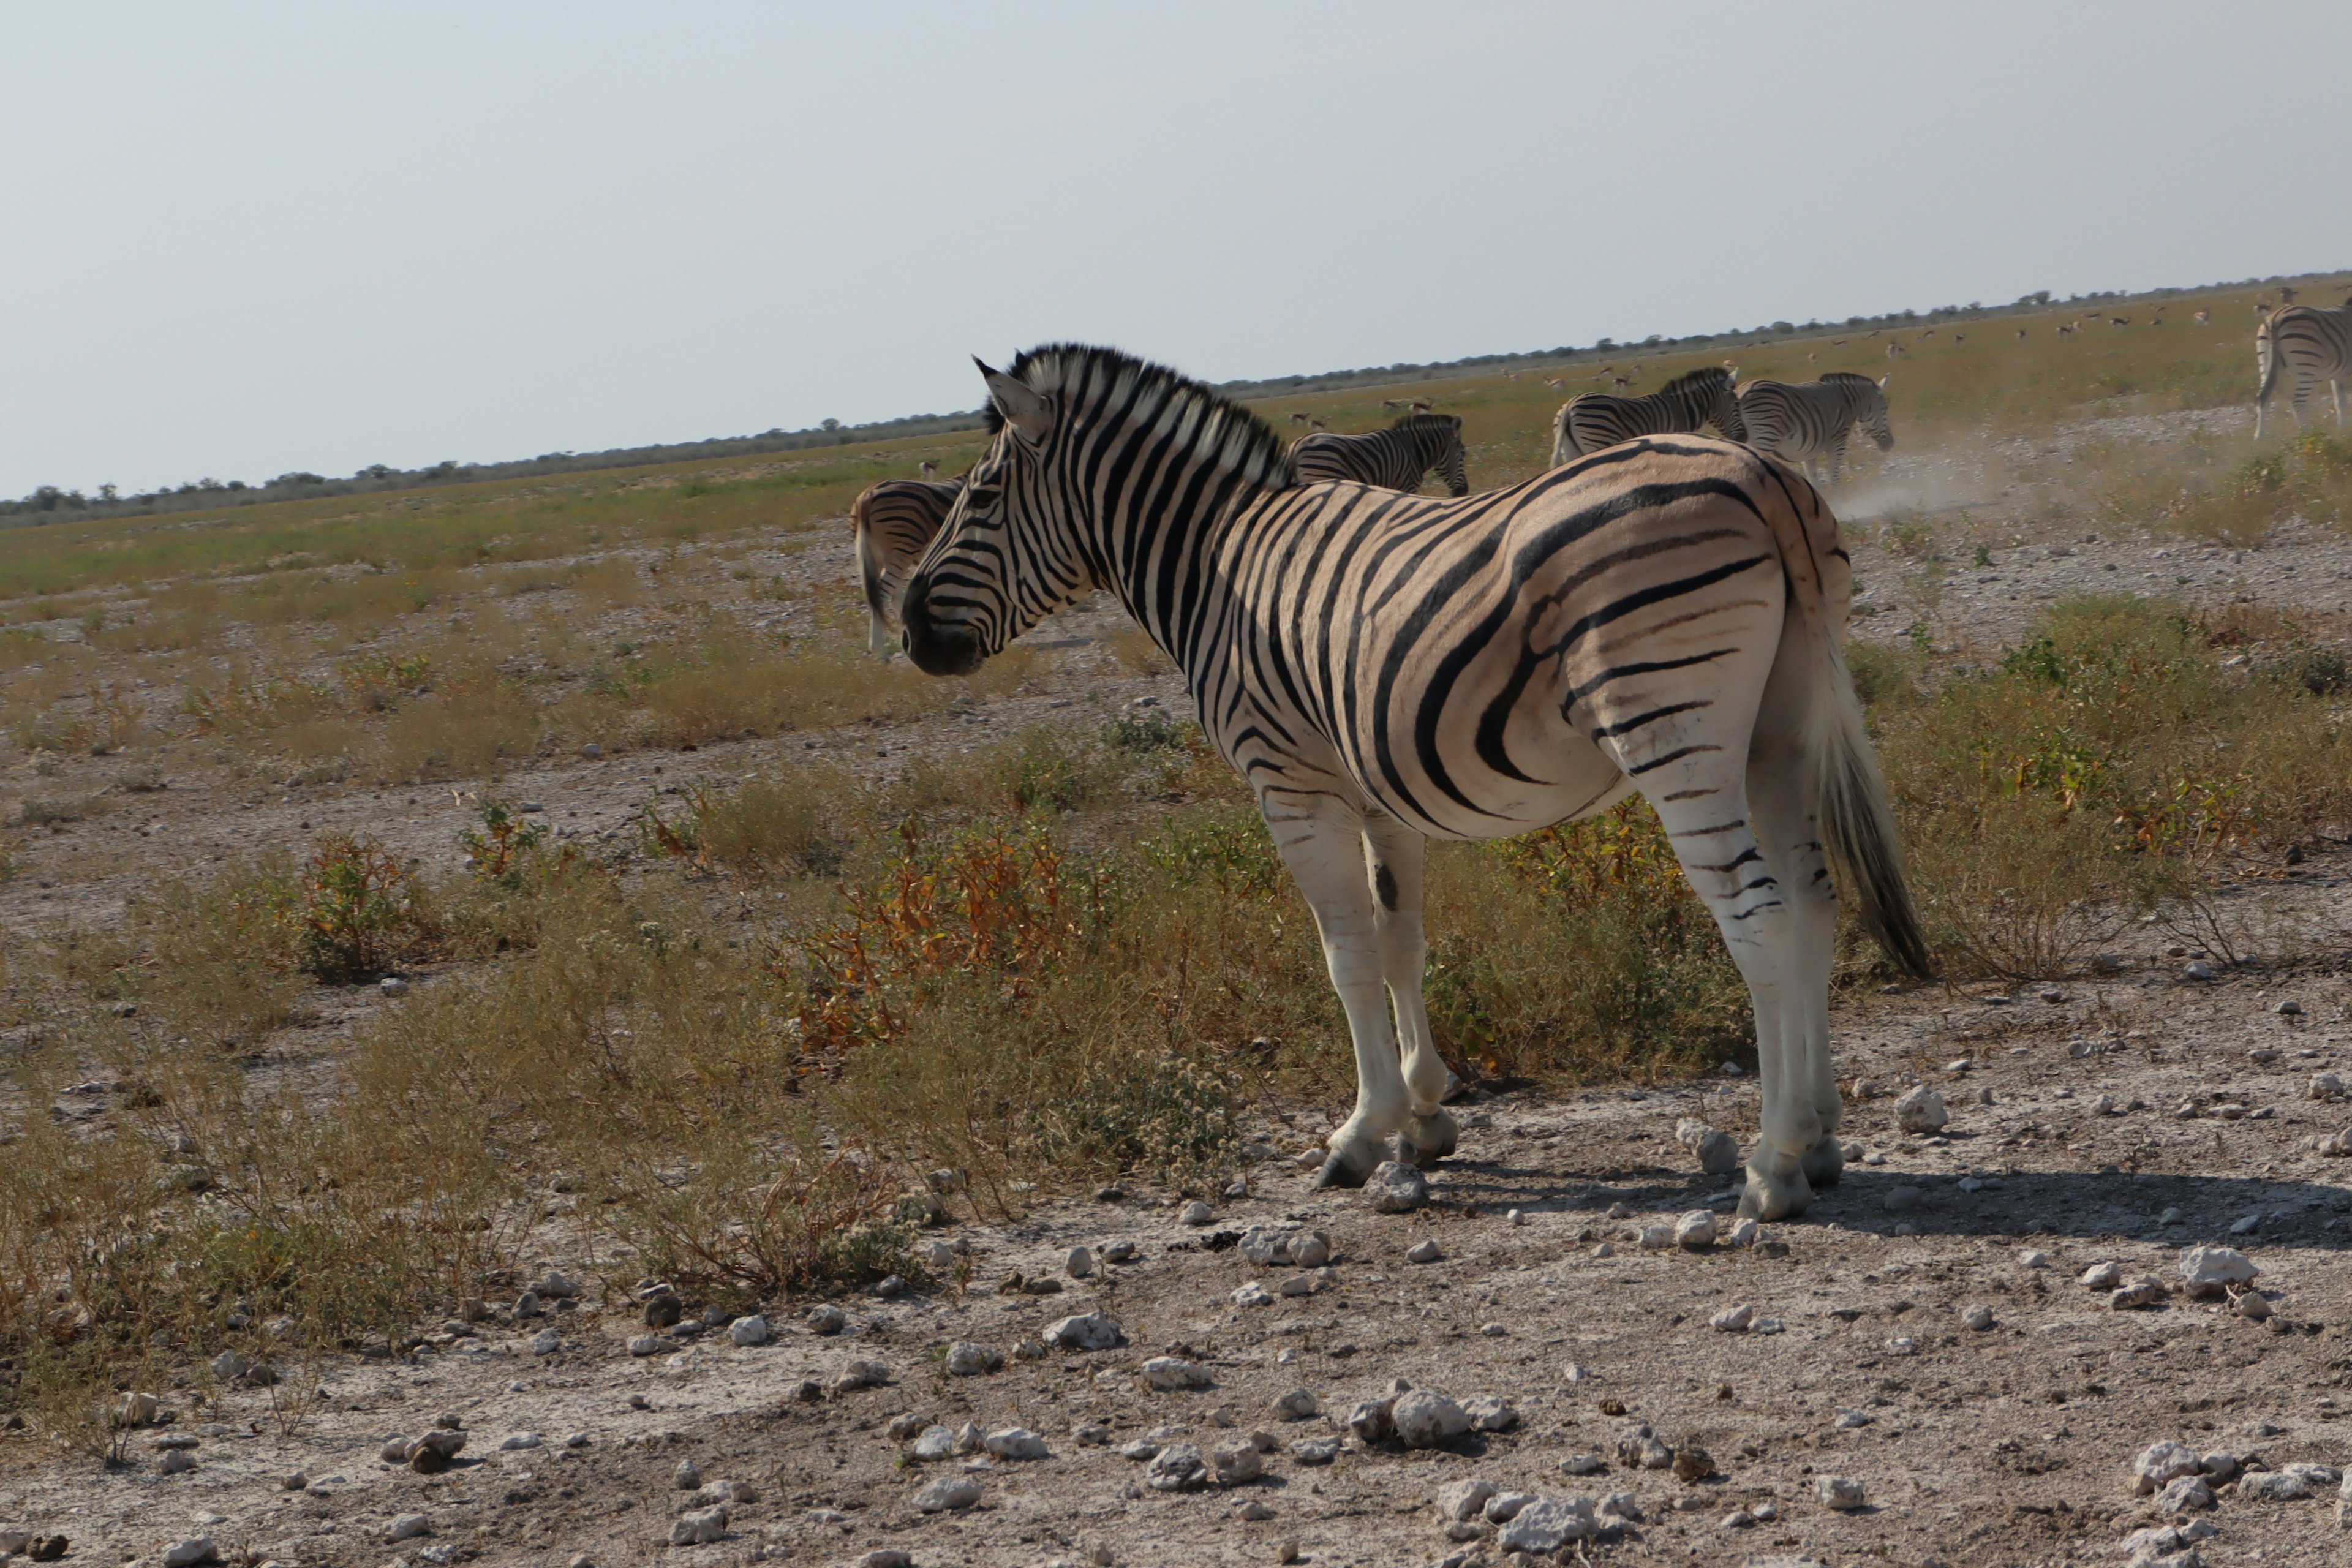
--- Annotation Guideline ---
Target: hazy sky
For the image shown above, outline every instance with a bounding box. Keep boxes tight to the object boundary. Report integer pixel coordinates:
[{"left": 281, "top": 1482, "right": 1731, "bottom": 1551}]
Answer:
[{"left": 6, "top": 2, "right": 2348, "bottom": 498}]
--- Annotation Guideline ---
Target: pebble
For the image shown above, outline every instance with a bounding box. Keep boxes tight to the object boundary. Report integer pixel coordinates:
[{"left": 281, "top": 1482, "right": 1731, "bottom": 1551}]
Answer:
[
  {"left": 2129, "top": 1440, "right": 2203, "bottom": 1495},
  {"left": 1101, "top": 1240, "right": 1138, "bottom": 1264},
  {"left": 1272, "top": 1388, "right": 1321, "bottom": 1421},
  {"left": 1289, "top": 1436, "right": 1340, "bottom": 1464},
  {"left": 1045, "top": 1310, "right": 1125, "bottom": 1351},
  {"left": 1711, "top": 1303, "right": 1755, "bottom": 1333},
  {"left": 2236, "top": 1289, "right": 2272, "bottom": 1321},
  {"left": 2239, "top": 1469, "right": 2314, "bottom": 1501},
  {"left": 1146, "top": 1443, "right": 1210, "bottom": 1491},
  {"left": 1392, "top": 1389, "right": 1469, "bottom": 1447},
  {"left": 1561, "top": 1452, "right": 1604, "bottom": 1474},
  {"left": 1834, "top": 1409, "right": 1871, "bottom": 1429},
  {"left": 1181, "top": 1200, "right": 1216, "bottom": 1226},
  {"left": 1362, "top": 1161, "right": 1428, "bottom": 1213},
  {"left": 2155, "top": 1474, "right": 2216, "bottom": 1512},
  {"left": 2019, "top": 1249, "right": 2050, "bottom": 1268},
  {"left": 1815, "top": 1476, "right": 1868, "bottom": 1510},
  {"left": 1212, "top": 1440, "right": 1264, "bottom": 1483},
  {"left": 1436, "top": 1479, "right": 1498, "bottom": 1520},
  {"left": 1233, "top": 1282, "right": 1274, "bottom": 1308},
  {"left": 984, "top": 1426, "right": 1049, "bottom": 1460},
  {"left": 2280, "top": 998, "right": 2305, "bottom": 1016},
  {"left": 388, "top": 1514, "right": 432, "bottom": 1542},
  {"left": 1142, "top": 1357, "right": 1213, "bottom": 1391},
  {"left": 728, "top": 1314, "right": 769, "bottom": 1346},
  {"left": 1405, "top": 1239, "right": 1444, "bottom": 1265},
  {"left": 1964, "top": 1304, "right": 1996, "bottom": 1331},
  {"left": 1894, "top": 1084, "right": 1949, "bottom": 1134},
  {"left": 2313, "top": 1073, "right": 2345, "bottom": 1101},
  {"left": 379, "top": 976, "right": 409, "bottom": 996},
  {"left": 1464, "top": 1396, "right": 1517, "bottom": 1431},
  {"left": 806, "top": 1304, "right": 847, "bottom": 1335},
  {"left": 1484, "top": 1491, "right": 1537, "bottom": 1523},
  {"left": 1495, "top": 1497, "right": 1597, "bottom": 1552},
  {"left": 160, "top": 1541, "right": 217, "bottom": 1568},
  {"left": 946, "top": 1341, "right": 1004, "bottom": 1376},
  {"left": 1882, "top": 1186, "right": 1924, "bottom": 1214},
  {"left": 914, "top": 1474, "right": 984, "bottom": 1512},
  {"left": 1727, "top": 1217, "right": 1758, "bottom": 1246},
  {"left": 1233, "top": 1498, "right": 1275, "bottom": 1521},
  {"left": 529, "top": 1328, "right": 561, "bottom": 1355},
  {"left": 856, "top": 1553, "right": 913, "bottom": 1568},
  {"left": 1675, "top": 1119, "right": 1743, "bottom": 1176},
  {"left": 1066, "top": 1246, "right": 1095, "bottom": 1278},
  {"left": 1635, "top": 1223, "right": 1674, "bottom": 1250},
  {"left": 911, "top": 1425, "right": 957, "bottom": 1460},
  {"left": 1675, "top": 1210, "right": 1717, "bottom": 1249},
  {"left": 157, "top": 1449, "right": 195, "bottom": 1474},
  {"left": 1119, "top": 1438, "right": 1159, "bottom": 1460},
  {"left": 499, "top": 1432, "right": 541, "bottom": 1451},
  {"left": 2180, "top": 1246, "right": 2260, "bottom": 1297},
  {"left": 2081, "top": 1261, "right": 2122, "bottom": 1289}
]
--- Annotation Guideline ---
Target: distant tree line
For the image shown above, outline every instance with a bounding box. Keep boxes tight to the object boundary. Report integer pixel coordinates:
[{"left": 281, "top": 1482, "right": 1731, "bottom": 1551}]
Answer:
[{"left": 9, "top": 270, "right": 2339, "bottom": 527}]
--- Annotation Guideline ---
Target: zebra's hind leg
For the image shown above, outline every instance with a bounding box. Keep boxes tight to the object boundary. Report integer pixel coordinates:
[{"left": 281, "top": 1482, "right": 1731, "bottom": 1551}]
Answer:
[
  {"left": 1362, "top": 812, "right": 1455, "bottom": 1167},
  {"left": 1746, "top": 714, "right": 1844, "bottom": 1192},
  {"left": 1264, "top": 796, "right": 1414, "bottom": 1188},
  {"left": 868, "top": 608, "right": 892, "bottom": 657}
]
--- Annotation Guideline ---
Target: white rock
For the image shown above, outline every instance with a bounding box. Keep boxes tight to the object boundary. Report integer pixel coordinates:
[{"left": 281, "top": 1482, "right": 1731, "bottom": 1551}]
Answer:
[
  {"left": 1146, "top": 1443, "right": 1209, "bottom": 1491},
  {"left": 911, "top": 1425, "right": 956, "bottom": 1460},
  {"left": 2018, "top": 1249, "right": 2050, "bottom": 1268},
  {"left": 1362, "top": 1161, "right": 1428, "bottom": 1213},
  {"left": 1894, "top": 1084, "right": 1949, "bottom": 1133},
  {"left": 1180, "top": 1200, "right": 1215, "bottom": 1226},
  {"left": 499, "top": 1432, "right": 541, "bottom": 1451},
  {"left": 1142, "top": 1357, "right": 1212, "bottom": 1391},
  {"left": 1635, "top": 1223, "right": 1674, "bottom": 1250},
  {"left": 1101, "top": 1238, "right": 1138, "bottom": 1263},
  {"left": 1675, "top": 1210, "right": 1717, "bottom": 1250},
  {"left": 1964, "top": 1305, "right": 1996, "bottom": 1331},
  {"left": 1675, "top": 1119, "right": 1742, "bottom": 1175},
  {"left": 2239, "top": 1469, "right": 2313, "bottom": 1501},
  {"left": 1044, "top": 1310, "right": 1124, "bottom": 1351},
  {"left": 388, "top": 1513, "right": 433, "bottom": 1541},
  {"left": 1272, "top": 1388, "right": 1321, "bottom": 1421},
  {"left": 1435, "top": 1477, "right": 1498, "bottom": 1520},
  {"left": 626, "top": 1334, "right": 660, "bottom": 1357},
  {"left": 915, "top": 1238, "right": 957, "bottom": 1272},
  {"left": 1711, "top": 1303, "right": 1754, "bottom": 1333},
  {"left": 1751, "top": 1316, "right": 1785, "bottom": 1333},
  {"left": 1464, "top": 1396, "right": 1517, "bottom": 1432},
  {"left": 1291, "top": 1232, "right": 1332, "bottom": 1268},
  {"left": 1392, "top": 1389, "right": 1469, "bottom": 1447},
  {"left": 2129, "top": 1440, "right": 2203, "bottom": 1496},
  {"left": 535, "top": 1270, "right": 582, "bottom": 1298},
  {"left": 1494, "top": 1496, "right": 1596, "bottom": 1552},
  {"left": 1727, "top": 1218, "right": 1758, "bottom": 1247},
  {"left": 2179, "top": 1246, "right": 2259, "bottom": 1297},
  {"left": 2311, "top": 1074, "right": 2343, "bottom": 1101},
  {"left": 160, "top": 1540, "right": 219, "bottom": 1568},
  {"left": 728, "top": 1314, "right": 769, "bottom": 1346},
  {"left": 1405, "top": 1238, "right": 1443, "bottom": 1265},
  {"left": 1120, "top": 1437, "right": 1159, "bottom": 1460},
  {"left": 945, "top": 1340, "right": 1003, "bottom": 1376},
  {"left": 1066, "top": 1246, "right": 1095, "bottom": 1278},
  {"left": 1278, "top": 1274, "right": 1317, "bottom": 1297},
  {"left": 984, "top": 1427, "right": 1048, "bottom": 1460},
  {"left": 209, "top": 1350, "right": 249, "bottom": 1381},
  {"left": 1212, "top": 1440, "right": 1264, "bottom": 1483},
  {"left": 2155, "top": 1474, "right": 2215, "bottom": 1511},
  {"left": 1232, "top": 1282, "right": 1274, "bottom": 1307},
  {"left": 1600, "top": 1491, "right": 1646, "bottom": 1523},
  {"left": 1560, "top": 1453, "right": 1604, "bottom": 1475},
  {"left": 1484, "top": 1491, "right": 1537, "bottom": 1523},
  {"left": 528, "top": 1328, "right": 560, "bottom": 1355},
  {"left": 1815, "top": 1476, "right": 1867, "bottom": 1510},
  {"left": 118, "top": 1391, "right": 160, "bottom": 1427},
  {"left": 913, "top": 1474, "right": 983, "bottom": 1512},
  {"left": 1345, "top": 1397, "right": 1395, "bottom": 1444},
  {"left": 2081, "top": 1261, "right": 2122, "bottom": 1289},
  {"left": 158, "top": 1447, "right": 196, "bottom": 1474}
]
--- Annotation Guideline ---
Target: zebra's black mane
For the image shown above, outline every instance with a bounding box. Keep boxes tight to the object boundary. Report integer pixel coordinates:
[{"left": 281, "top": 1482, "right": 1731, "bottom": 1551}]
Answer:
[
  {"left": 1656, "top": 367, "right": 1732, "bottom": 397},
  {"left": 1388, "top": 412, "right": 1462, "bottom": 433},
  {"left": 983, "top": 342, "right": 1295, "bottom": 491}
]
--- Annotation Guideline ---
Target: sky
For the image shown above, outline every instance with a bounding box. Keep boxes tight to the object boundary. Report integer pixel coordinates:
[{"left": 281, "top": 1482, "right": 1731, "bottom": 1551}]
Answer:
[{"left": 5, "top": 1, "right": 2349, "bottom": 499}]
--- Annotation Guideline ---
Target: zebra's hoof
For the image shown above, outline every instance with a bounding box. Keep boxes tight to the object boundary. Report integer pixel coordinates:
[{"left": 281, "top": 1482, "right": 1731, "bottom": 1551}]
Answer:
[
  {"left": 1313, "top": 1152, "right": 1374, "bottom": 1190},
  {"left": 1399, "top": 1110, "right": 1458, "bottom": 1168},
  {"left": 1736, "top": 1164, "right": 1814, "bottom": 1223},
  {"left": 1801, "top": 1138, "right": 1846, "bottom": 1188}
]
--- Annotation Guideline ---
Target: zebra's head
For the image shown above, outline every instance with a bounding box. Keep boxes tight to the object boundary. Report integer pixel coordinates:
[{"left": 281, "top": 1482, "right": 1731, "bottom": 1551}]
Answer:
[
  {"left": 1863, "top": 374, "right": 1895, "bottom": 451},
  {"left": 1396, "top": 413, "right": 1469, "bottom": 496},
  {"left": 900, "top": 358, "right": 1095, "bottom": 677}
]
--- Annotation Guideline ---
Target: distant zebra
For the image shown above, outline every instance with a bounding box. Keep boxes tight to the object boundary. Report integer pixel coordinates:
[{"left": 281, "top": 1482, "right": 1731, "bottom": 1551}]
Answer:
[
  {"left": 1290, "top": 413, "right": 1468, "bottom": 494},
  {"left": 1737, "top": 372, "right": 1894, "bottom": 485},
  {"left": 899, "top": 343, "right": 1929, "bottom": 1218},
  {"left": 852, "top": 477, "right": 963, "bottom": 653},
  {"left": 1549, "top": 366, "right": 1744, "bottom": 464},
  {"left": 2255, "top": 304, "right": 2352, "bottom": 437}
]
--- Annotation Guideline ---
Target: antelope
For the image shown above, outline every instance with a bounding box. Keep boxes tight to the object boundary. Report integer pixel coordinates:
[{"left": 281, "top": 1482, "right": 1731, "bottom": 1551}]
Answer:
[
  {"left": 1310, "top": 417, "right": 1329, "bottom": 431},
  {"left": 1291, "top": 412, "right": 1310, "bottom": 424},
  {"left": 2195, "top": 309, "right": 2211, "bottom": 325},
  {"left": 919, "top": 461, "right": 938, "bottom": 480}
]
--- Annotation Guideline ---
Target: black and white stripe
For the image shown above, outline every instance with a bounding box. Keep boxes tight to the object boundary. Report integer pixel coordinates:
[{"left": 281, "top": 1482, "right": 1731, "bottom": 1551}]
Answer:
[
  {"left": 852, "top": 477, "right": 963, "bottom": 653},
  {"left": 902, "top": 344, "right": 1928, "bottom": 1221},
  {"left": 1735, "top": 373, "right": 1894, "bottom": 485},
  {"left": 1550, "top": 366, "right": 1745, "bottom": 462},
  {"left": 2255, "top": 303, "right": 2352, "bottom": 439},
  {"left": 1289, "top": 413, "right": 1468, "bottom": 496}
]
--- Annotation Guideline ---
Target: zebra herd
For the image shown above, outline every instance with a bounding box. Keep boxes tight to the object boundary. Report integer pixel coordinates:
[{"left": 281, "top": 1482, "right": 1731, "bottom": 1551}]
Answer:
[{"left": 850, "top": 344, "right": 1931, "bottom": 1221}]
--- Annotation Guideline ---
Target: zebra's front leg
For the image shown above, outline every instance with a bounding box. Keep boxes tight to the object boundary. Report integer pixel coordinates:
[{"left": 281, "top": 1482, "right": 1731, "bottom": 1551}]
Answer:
[
  {"left": 1265, "top": 801, "right": 1414, "bottom": 1188},
  {"left": 869, "top": 609, "right": 892, "bottom": 656},
  {"left": 1362, "top": 812, "right": 1455, "bottom": 1167}
]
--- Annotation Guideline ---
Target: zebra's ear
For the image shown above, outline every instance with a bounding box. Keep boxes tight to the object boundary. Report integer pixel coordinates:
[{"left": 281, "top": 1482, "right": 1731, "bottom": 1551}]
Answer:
[
  {"left": 1878, "top": 374, "right": 1890, "bottom": 390},
  {"left": 976, "top": 361, "right": 1053, "bottom": 445}
]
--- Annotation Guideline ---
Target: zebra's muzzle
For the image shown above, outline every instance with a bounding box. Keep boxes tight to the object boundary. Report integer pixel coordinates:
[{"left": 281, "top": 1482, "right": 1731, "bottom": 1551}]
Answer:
[{"left": 900, "top": 576, "right": 982, "bottom": 677}]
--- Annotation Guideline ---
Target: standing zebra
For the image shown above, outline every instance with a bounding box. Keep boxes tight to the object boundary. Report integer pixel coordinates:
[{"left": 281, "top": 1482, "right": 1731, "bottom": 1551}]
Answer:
[
  {"left": 1549, "top": 366, "right": 1744, "bottom": 463},
  {"left": 1736, "top": 373, "right": 1894, "bottom": 486},
  {"left": 851, "top": 477, "right": 963, "bottom": 653},
  {"left": 2255, "top": 303, "right": 2352, "bottom": 438},
  {"left": 901, "top": 345, "right": 1929, "bottom": 1219},
  {"left": 1289, "top": 413, "right": 1468, "bottom": 495}
]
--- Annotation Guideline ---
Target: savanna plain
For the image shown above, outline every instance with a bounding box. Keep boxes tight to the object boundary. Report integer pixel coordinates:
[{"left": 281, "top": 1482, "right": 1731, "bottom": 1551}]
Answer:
[{"left": 7, "top": 283, "right": 2352, "bottom": 1568}]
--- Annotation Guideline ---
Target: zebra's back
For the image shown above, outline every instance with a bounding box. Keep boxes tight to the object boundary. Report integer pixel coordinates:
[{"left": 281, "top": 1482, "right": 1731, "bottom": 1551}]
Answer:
[
  {"left": 2263, "top": 305, "right": 2352, "bottom": 379},
  {"left": 853, "top": 478, "right": 963, "bottom": 636}
]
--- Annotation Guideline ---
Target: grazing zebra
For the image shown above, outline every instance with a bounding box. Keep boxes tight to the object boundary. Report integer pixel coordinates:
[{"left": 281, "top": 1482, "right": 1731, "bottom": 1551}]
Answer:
[
  {"left": 1549, "top": 366, "right": 1745, "bottom": 464},
  {"left": 1289, "top": 413, "right": 1469, "bottom": 495},
  {"left": 851, "top": 477, "right": 963, "bottom": 653},
  {"left": 2255, "top": 304, "right": 2352, "bottom": 437},
  {"left": 900, "top": 344, "right": 1930, "bottom": 1219},
  {"left": 1736, "top": 373, "right": 1894, "bottom": 486}
]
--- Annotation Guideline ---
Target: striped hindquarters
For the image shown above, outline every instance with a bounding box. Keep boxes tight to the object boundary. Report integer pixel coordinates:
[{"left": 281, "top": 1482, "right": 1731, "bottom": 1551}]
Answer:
[
  {"left": 853, "top": 478, "right": 964, "bottom": 625},
  {"left": 1289, "top": 414, "right": 1467, "bottom": 494},
  {"left": 2258, "top": 305, "right": 2352, "bottom": 409}
]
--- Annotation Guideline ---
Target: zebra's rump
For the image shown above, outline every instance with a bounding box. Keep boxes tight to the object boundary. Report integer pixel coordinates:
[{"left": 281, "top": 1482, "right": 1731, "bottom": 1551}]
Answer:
[
  {"left": 1219, "top": 437, "right": 1844, "bottom": 839},
  {"left": 2262, "top": 305, "right": 2352, "bottom": 376}
]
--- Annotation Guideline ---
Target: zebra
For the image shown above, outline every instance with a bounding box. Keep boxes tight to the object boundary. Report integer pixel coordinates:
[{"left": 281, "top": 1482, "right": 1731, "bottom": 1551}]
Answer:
[
  {"left": 851, "top": 477, "right": 963, "bottom": 653},
  {"left": 2255, "top": 304, "right": 2352, "bottom": 438},
  {"left": 900, "top": 344, "right": 1930, "bottom": 1219},
  {"left": 1289, "top": 413, "right": 1468, "bottom": 494},
  {"left": 1736, "top": 373, "right": 1894, "bottom": 486},
  {"left": 1549, "top": 366, "right": 1744, "bottom": 464}
]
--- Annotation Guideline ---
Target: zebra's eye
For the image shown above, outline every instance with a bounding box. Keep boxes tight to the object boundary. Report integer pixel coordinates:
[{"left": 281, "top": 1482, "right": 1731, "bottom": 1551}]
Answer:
[{"left": 967, "top": 485, "right": 1001, "bottom": 511}]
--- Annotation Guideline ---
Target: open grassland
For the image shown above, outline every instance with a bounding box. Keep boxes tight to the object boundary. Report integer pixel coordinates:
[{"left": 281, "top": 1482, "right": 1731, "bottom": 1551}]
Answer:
[{"left": 2, "top": 274, "right": 2352, "bottom": 1488}]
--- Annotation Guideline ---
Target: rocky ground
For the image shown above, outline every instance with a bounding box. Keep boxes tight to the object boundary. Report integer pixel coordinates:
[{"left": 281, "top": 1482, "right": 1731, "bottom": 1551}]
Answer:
[{"left": 8, "top": 407, "right": 2352, "bottom": 1567}]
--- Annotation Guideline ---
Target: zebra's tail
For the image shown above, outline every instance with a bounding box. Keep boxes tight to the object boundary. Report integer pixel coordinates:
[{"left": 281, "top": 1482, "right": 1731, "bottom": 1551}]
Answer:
[
  {"left": 2254, "top": 312, "right": 2282, "bottom": 439},
  {"left": 1769, "top": 467, "right": 1934, "bottom": 979},
  {"left": 852, "top": 489, "right": 893, "bottom": 655}
]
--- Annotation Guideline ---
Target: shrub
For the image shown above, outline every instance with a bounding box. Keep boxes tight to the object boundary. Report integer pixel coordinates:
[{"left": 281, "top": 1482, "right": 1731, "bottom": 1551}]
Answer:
[{"left": 291, "top": 836, "right": 429, "bottom": 981}]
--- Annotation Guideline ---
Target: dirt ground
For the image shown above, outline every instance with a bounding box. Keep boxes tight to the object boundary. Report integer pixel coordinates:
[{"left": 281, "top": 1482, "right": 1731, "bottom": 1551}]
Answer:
[{"left": 8, "top": 405, "right": 2352, "bottom": 1567}]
